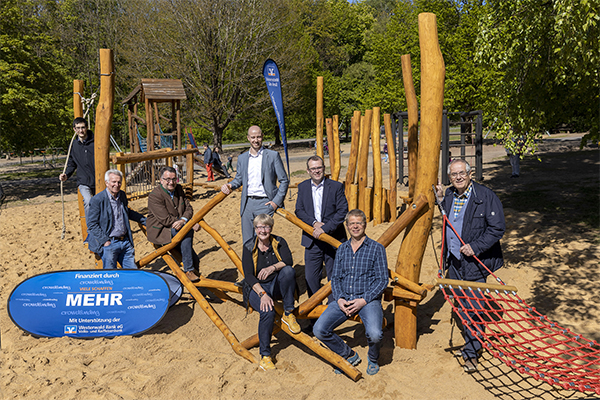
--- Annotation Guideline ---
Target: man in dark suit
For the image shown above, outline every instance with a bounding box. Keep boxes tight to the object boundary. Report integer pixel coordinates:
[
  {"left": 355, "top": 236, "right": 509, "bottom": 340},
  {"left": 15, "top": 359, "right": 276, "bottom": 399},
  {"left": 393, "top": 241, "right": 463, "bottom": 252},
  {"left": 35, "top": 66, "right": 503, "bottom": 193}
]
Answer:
[
  {"left": 221, "top": 125, "right": 289, "bottom": 244},
  {"left": 87, "top": 170, "right": 146, "bottom": 269},
  {"left": 147, "top": 166, "right": 201, "bottom": 282},
  {"left": 295, "top": 156, "right": 348, "bottom": 298}
]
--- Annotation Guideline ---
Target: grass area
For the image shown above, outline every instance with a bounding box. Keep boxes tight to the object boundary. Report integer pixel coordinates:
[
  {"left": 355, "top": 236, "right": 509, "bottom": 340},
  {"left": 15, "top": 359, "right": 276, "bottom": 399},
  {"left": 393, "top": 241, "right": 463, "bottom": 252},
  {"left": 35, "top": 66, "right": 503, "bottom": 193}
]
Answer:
[{"left": 0, "top": 167, "right": 63, "bottom": 181}]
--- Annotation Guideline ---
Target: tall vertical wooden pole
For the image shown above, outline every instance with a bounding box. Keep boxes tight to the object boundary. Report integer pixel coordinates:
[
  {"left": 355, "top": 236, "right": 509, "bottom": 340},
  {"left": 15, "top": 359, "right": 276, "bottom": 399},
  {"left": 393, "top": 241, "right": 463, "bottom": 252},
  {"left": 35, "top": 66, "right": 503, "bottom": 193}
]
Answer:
[
  {"left": 357, "top": 109, "right": 372, "bottom": 212},
  {"left": 345, "top": 111, "right": 361, "bottom": 199},
  {"left": 316, "top": 77, "right": 324, "bottom": 160},
  {"left": 384, "top": 114, "right": 397, "bottom": 221},
  {"left": 331, "top": 115, "right": 341, "bottom": 181},
  {"left": 401, "top": 54, "right": 419, "bottom": 200},
  {"left": 326, "top": 118, "right": 334, "bottom": 175},
  {"left": 371, "top": 107, "right": 382, "bottom": 226},
  {"left": 394, "top": 13, "right": 445, "bottom": 349},
  {"left": 73, "top": 80, "right": 84, "bottom": 118},
  {"left": 94, "top": 49, "right": 115, "bottom": 193}
]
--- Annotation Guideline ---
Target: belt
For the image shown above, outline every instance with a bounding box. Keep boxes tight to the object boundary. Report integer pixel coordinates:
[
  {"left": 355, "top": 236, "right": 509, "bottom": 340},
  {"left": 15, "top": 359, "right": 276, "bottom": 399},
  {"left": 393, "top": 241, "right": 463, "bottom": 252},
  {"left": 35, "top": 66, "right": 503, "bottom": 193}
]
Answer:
[
  {"left": 110, "top": 235, "right": 126, "bottom": 241},
  {"left": 248, "top": 196, "right": 267, "bottom": 200}
]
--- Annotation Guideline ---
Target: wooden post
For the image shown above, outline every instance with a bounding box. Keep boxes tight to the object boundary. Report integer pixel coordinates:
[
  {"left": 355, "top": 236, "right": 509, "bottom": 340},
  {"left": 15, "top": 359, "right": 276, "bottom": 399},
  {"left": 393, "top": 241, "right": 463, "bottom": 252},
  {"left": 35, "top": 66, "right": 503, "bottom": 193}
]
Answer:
[
  {"left": 401, "top": 54, "right": 419, "bottom": 200},
  {"left": 395, "top": 13, "right": 445, "bottom": 349},
  {"left": 344, "top": 111, "right": 361, "bottom": 199},
  {"left": 384, "top": 114, "right": 398, "bottom": 221},
  {"left": 331, "top": 115, "right": 341, "bottom": 181},
  {"left": 349, "top": 184, "right": 358, "bottom": 210},
  {"left": 94, "top": 49, "right": 115, "bottom": 193},
  {"left": 316, "top": 76, "right": 324, "bottom": 160},
  {"left": 325, "top": 118, "right": 333, "bottom": 175},
  {"left": 73, "top": 80, "right": 84, "bottom": 118},
  {"left": 357, "top": 109, "right": 372, "bottom": 212},
  {"left": 372, "top": 107, "right": 382, "bottom": 226},
  {"left": 116, "top": 152, "right": 126, "bottom": 193},
  {"left": 186, "top": 144, "right": 194, "bottom": 192}
]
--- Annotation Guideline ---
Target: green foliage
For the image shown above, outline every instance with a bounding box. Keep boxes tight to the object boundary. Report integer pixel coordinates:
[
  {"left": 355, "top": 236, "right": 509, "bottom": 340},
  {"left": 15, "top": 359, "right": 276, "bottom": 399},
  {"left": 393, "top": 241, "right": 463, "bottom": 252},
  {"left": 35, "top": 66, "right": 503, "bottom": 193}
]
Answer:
[{"left": 0, "top": 0, "right": 72, "bottom": 152}]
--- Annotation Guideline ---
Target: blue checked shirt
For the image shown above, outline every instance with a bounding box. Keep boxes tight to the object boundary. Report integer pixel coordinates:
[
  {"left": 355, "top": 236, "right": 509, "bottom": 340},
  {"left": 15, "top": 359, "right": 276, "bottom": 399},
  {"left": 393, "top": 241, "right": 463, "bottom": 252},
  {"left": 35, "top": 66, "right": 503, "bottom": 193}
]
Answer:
[{"left": 331, "top": 236, "right": 388, "bottom": 304}]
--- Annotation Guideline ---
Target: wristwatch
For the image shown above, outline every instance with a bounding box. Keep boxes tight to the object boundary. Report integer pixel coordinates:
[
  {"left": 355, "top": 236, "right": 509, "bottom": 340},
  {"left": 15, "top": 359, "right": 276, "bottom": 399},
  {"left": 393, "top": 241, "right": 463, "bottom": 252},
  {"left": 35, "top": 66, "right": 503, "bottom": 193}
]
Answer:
[{"left": 259, "top": 291, "right": 266, "bottom": 298}]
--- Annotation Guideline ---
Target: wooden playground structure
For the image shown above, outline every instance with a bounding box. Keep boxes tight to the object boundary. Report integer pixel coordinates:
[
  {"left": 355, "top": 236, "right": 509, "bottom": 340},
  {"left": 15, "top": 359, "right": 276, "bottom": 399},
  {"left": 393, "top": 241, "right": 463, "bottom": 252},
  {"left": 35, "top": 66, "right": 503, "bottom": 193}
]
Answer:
[{"left": 70, "top": 13, "right": 599, "bottom": 392}]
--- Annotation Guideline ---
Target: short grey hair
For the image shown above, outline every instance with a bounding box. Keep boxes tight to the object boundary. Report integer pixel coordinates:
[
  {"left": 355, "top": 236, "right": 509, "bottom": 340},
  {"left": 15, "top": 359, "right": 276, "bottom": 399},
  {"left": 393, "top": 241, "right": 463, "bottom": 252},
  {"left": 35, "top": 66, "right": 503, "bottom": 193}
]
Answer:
[
  {"left": 447, "top": 159, "right": 471, "bottom": 176},
  {"left": 253, "top": 213, "right": 274, "bottom": 228},
  {"left": 345, "top": 209, "right": 366, "bottom": 225},
  {"left": 104, "top": 169, "right": 123, "bottom": 181}
]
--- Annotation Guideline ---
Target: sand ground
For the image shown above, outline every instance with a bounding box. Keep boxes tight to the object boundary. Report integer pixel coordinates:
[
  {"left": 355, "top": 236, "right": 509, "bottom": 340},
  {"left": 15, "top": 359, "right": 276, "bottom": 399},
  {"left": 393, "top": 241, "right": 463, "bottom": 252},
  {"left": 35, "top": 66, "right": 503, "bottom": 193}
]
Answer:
[{"left": 1, "top": 134, "right": 598, "bottom": 400}]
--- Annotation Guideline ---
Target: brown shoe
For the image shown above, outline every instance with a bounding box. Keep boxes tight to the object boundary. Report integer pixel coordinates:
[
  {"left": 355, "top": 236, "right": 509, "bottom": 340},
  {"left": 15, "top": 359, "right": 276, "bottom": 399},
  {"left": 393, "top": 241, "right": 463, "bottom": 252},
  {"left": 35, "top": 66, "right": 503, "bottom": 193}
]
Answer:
[{"left": 185, "top": 270, "right": 200, "bottom": 282}]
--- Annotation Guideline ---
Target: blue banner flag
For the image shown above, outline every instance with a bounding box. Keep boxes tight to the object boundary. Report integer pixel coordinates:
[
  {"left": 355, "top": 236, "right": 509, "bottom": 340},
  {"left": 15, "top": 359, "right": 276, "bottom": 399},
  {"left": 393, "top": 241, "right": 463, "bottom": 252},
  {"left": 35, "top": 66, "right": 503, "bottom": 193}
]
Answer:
[
  {"left": 262, "top": 59, "right": 290, "bottom": 175},
  {"left": 8, "top": 270, "right": 175, "bottom": 338}
]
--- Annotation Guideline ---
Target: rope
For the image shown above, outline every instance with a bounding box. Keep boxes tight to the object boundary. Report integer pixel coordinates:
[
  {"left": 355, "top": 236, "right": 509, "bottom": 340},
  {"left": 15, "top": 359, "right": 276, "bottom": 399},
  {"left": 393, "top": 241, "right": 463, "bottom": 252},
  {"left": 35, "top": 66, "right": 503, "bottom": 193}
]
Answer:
[
  {"left": 60, "top": 133, "right": 77, "bottom": 240},
  {"left": 435, "top": 205, "right": 600, "bottom": 394}
]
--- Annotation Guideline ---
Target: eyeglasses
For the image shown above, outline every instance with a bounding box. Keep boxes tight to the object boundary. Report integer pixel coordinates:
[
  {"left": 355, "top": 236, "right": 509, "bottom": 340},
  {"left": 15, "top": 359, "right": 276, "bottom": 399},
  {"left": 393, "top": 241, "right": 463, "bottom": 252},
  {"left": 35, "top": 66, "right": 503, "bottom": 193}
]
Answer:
[
  {"left": 255, "top": 225, "right": 272, "bottom": 231},
  {"left": 450, "top": 171, "right": 468, "bottom": 179},
  {"left": 308, "top": 166, "right": 324, "bottom": 172},
  {"left": 347, "top": 222, "right": 365, "bottom": 227},
  {"left": 161, "top": 177, "right": 178, "bottom": 183}
]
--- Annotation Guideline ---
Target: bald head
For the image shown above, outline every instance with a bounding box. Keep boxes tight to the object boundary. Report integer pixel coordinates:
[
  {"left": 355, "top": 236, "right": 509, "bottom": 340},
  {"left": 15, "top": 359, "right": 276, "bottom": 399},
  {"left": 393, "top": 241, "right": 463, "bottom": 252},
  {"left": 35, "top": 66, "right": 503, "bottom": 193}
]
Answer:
[{"left": 247, "top": 125, "right": 263, "bottom": 154}]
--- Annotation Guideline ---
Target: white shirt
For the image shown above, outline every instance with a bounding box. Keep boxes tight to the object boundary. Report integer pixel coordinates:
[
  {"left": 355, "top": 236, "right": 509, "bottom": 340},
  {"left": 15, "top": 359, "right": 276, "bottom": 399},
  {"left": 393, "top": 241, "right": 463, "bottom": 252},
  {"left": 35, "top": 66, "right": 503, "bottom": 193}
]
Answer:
[
  {"left": 311, "top": 179, "right": 324, "bottom": 222},
  {"left": 246, "top": 147, "right": 267, "bottom": 197}
]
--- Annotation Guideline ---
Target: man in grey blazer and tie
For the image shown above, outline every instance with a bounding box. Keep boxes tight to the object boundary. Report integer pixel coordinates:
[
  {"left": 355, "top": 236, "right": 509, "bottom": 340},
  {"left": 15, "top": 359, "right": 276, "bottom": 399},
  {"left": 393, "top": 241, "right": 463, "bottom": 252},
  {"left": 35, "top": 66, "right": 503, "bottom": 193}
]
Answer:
[{"left": 221, "top": 125, "right": 289, "bottom": 244}]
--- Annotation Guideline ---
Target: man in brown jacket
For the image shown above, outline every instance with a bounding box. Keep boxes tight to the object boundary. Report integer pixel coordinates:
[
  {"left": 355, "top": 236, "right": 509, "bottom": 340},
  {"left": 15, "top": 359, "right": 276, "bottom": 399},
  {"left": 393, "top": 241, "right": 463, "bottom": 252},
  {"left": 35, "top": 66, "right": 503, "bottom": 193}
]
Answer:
[{"left": 147, "top": 166, "right": 200, "bottom": 282}]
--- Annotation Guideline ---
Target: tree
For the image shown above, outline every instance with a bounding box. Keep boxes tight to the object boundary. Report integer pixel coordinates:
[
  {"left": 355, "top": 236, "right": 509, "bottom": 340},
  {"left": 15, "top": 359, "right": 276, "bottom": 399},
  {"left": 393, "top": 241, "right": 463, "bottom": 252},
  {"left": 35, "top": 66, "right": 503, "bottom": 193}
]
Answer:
[
  {"left": 0, "top": 0, "right": 71, "bottom": 154},
  {"left": 476, "top": 0, "right": 599, "bottom": 147},
  {"left": 120, "top": 0, "right": 313, "bottom": 148}
]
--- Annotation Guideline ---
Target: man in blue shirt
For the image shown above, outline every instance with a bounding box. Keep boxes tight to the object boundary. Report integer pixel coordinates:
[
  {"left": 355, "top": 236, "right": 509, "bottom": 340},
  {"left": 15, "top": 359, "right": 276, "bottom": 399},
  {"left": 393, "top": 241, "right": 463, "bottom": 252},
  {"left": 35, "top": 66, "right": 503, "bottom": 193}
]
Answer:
[
  {"left": 87, "top": 170, "right": 146, "bottom": 269},
  {"left": 313, "top": 209, "right": 388, "bottom": 376}
]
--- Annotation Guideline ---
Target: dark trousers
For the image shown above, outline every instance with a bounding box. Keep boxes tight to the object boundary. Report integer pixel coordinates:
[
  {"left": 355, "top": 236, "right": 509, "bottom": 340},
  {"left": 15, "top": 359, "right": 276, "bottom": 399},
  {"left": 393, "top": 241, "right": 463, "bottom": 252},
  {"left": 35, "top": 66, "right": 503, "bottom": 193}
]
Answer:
[
  {"left": 304, "top": 240, "right": 336, "bottom": 299},
  {"left": 447, "top": 254, "right": 486, "bottom": 360},
  {"left": 171, "top": 228, "right": 199, "bottom": 272},
  {"left": 247, "top": 266, "right": 296, "bottom": 356}
]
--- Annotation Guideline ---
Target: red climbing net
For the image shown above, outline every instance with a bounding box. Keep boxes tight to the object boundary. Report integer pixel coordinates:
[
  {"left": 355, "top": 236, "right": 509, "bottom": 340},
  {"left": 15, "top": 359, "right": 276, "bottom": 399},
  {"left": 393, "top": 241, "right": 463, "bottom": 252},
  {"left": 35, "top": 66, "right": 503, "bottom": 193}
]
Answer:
[{"left": 437, "top": 212, "right": 600, "bottom": 395}]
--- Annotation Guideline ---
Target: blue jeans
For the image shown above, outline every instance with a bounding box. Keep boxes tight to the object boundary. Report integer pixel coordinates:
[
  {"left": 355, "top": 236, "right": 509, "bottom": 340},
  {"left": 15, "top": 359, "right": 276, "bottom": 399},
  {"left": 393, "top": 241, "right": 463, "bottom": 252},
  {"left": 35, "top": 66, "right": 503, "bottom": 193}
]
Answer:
[
  {"left": 78, "top": 185, "right": 94, "bottom": 218},
  {"left": 447, "top": 255, "right": 485, "bottom": 360},
  {"left": 171, "top": 228, "right": 199, "bottom": 272},
  {"left": 314, "top": 298, "right": 383, "bottom": 363},
  {"left": 101, "top": 239, "right": 137, "bottom": 269},
  {"left": 247, "top": 265, "right": 296, "bottom": 356}
]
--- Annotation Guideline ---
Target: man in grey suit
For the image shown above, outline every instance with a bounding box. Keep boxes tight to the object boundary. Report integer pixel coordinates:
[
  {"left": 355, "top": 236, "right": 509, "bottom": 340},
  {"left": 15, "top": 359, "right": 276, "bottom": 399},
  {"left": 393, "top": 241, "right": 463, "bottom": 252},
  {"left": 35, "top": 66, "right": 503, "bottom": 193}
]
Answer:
[{"left": 221, "top": 125, "right": 289, "bottom": 244}]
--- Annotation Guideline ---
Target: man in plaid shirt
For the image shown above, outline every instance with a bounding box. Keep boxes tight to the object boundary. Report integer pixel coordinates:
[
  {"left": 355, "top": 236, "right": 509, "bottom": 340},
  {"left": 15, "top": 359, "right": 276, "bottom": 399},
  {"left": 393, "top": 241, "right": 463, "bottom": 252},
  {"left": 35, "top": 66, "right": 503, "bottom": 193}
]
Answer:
[{"left": 314, "top": 209, "right": 388, "bottom": 376}]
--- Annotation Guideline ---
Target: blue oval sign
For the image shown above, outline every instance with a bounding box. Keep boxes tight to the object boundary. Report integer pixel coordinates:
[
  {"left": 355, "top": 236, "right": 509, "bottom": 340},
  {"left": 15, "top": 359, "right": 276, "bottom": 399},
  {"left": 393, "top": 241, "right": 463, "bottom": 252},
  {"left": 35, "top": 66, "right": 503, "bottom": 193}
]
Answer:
[{"left": 8, "top": 270, "right": 171, "bottom": 338}]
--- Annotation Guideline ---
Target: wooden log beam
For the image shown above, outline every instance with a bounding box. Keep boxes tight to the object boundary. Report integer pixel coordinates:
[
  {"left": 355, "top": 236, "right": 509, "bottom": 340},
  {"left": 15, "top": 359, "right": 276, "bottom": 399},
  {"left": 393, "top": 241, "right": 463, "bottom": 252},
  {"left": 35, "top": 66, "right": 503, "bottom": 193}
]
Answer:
[
  {"left": 344, "top": 111, "right": 361, "bottom": 200},
  {"left": 401, "top": 54, "right": 419, "bottom": 199},
  {"left": 195, "top": 277, "right": 243, "bottom": 294},
  {"left": 73, "top": 80, "right": 83, "bottom": 118},
  {"left": 395, "top": 13, "right": 445, "bottom": 349},
  {"left": 331, "top": 115, "right": 341, "bottom": 181},
  {"left": 376, "top": 194, "right": 428, "bottom": 248},
  {"left": 384, "top": 114, "right": 397, "bottom": 221},
  {"left": 326, "top": 118, "right": 334, "bottom": 176},
  {"left": 94, "top": 49, "right": 115, "bottom": 192},
  {"left": 436, "top": 278, "right": 518, "bottom": 293},
  {"left": 111, "top": 148, "right": 197, "bottom": 164},
  {"left": 138, "top": 191, "right": 228, "bottom": 267},
  {"left": 357, "top": 110, "right": 372, "bottom": 212},
  {"left": 275, "top": 208, "right": 342, "bottom": 248},
  {"left": 372, "top": 107, "right": 382, "bottom": 225},
  {"left": 162, "top": 253, "right": 256, "bottom": 364},
  {"left": 316, "top": 76, "right": 324, "bottom": 160},
  {"left": 198, "top": 220, "right": 244, "bottom": 275}
]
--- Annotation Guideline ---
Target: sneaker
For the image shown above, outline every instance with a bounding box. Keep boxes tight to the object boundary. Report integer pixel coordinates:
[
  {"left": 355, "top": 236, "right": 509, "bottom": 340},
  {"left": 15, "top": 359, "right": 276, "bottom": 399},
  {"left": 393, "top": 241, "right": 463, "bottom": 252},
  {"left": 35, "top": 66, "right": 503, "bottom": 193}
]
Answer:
[
  {"left": 366, "top": 359, "right": 380, "bottom": 375},
  {"left": 463, "top": 358, "right": 478, "bottom": 373},
  {"left": 334, "top": 351, "right": 361, "bottom": 374},
  {"left": 185, "top": 270, "right": 200, "bottom": 282},
  {"left": 259, "top": 356, "right": 275, "bottom": 371},
  {"left": 281, "top": 313, "right": 301, "bottom": 334}
]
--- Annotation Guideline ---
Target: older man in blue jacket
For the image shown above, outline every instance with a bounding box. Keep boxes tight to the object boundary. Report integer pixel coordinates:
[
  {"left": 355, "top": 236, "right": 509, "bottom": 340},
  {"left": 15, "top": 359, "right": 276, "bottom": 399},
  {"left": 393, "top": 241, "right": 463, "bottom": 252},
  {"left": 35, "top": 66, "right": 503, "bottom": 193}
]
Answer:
[
  {"left": 436, "top": 159, "right": 505, "bottom": 373},
  {"left": 87, "top": 170, "right": 146, "bottom": 269}
]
